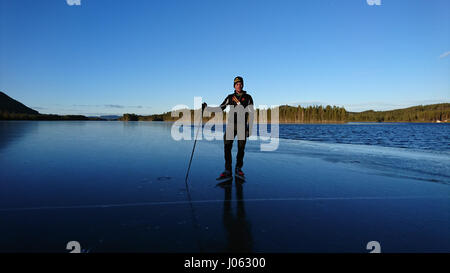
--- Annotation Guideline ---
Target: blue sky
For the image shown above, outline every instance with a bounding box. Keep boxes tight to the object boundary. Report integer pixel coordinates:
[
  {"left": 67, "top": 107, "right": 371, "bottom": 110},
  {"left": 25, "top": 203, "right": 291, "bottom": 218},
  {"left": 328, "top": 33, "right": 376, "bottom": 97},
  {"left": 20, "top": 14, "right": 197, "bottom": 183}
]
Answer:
[{"left": 0, "top": 0, "right": 449, "bottom": 115}]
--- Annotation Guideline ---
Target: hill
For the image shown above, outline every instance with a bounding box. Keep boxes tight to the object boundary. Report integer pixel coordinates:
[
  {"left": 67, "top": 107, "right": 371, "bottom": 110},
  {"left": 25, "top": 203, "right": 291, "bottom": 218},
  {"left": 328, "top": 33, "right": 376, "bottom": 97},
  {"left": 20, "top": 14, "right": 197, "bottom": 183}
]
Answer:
[
  {"left": 347, "top": 103, "right": 450, "bottom": 122},
  {"left": 0, "top": 91, "right": 39, "bottom": 115},
  {"left": 0, "top": 91, "right": 104, "bottom": 121}
]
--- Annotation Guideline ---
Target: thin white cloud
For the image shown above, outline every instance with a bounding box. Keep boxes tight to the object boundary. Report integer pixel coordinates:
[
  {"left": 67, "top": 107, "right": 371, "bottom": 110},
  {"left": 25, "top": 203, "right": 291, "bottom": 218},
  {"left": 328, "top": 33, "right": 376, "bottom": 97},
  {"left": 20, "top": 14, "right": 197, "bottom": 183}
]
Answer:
[
  {"left": 104, "top": 104, "right": 125, "bottom": 109},
  {"left": 72, "top": 104, "right": 145, "bottom": 109},
  {"left": 35, "top": 103, "right": 152, "bottom": 116},
  {"left": 439, "top": 51, "right": 450, "bottom": 59}
]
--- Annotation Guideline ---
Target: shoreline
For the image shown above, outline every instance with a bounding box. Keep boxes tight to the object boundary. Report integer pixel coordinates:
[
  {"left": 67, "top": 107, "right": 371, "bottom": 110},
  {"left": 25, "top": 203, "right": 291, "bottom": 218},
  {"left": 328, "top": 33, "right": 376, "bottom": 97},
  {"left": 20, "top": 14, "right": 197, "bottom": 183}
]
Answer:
[{"left": 1, "top": 119, "right": 449, "bottom": 124}]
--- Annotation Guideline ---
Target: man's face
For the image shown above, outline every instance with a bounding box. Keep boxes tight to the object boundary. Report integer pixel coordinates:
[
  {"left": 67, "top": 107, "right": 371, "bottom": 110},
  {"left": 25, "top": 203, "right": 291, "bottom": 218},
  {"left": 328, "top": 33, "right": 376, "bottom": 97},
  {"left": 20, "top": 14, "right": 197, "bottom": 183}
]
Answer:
[{"left": 234, "top": 82, "right": 243, "bottom": 93}]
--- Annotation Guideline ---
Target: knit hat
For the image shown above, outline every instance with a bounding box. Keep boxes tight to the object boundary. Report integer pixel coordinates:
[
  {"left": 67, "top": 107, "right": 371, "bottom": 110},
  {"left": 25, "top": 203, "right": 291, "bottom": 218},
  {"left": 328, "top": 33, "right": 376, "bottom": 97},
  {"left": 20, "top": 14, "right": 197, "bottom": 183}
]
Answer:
[{"left": 234, "top": 76, "right": 244, "bottom": 87}]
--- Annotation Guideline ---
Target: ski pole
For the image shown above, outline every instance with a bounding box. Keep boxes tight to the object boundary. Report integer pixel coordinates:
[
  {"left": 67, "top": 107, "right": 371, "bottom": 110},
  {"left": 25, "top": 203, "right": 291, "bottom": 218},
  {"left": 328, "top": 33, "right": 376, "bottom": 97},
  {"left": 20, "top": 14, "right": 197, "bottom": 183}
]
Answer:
[
  {"left": 183, "top": 106, "right": 205, "bottom": 252},
  {"left": 185, "top": 106, "right": 204, "bottom": 183}
]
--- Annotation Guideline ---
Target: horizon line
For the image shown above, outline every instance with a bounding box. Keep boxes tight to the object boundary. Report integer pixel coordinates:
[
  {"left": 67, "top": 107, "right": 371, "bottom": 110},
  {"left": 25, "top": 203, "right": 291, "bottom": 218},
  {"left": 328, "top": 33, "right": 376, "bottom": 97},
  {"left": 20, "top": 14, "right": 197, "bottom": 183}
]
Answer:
[{"left": 36, "top": 101, "right": 450, "bottom": 117}]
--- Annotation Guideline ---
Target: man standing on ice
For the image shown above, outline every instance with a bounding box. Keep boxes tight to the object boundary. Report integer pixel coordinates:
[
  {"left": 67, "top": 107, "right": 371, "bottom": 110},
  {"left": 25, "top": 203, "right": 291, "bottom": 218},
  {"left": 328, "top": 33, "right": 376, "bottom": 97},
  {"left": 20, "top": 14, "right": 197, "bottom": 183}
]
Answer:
[{"left": 202, "top": 76, "right": 254, "bottom": 182}]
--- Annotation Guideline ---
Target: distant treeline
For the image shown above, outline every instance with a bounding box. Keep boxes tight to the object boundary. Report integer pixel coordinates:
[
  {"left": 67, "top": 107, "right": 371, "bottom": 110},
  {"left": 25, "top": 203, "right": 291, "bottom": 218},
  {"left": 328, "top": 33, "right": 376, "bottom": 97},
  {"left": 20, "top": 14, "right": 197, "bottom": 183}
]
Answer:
[
  {"left": 118, "top": 103, "right": 450, "bottom": 123},
  {"left": 2, "top": 103, "right": 448, "bottom": 123},
  {"left": 277, "top": 105, "right": 347, "bottom": 123},
  {"left": 119, "top": 105, "right": 347, "bottom": 123},
  {"left": 0, "top": 111, "right": 104, "bottom": 121}
]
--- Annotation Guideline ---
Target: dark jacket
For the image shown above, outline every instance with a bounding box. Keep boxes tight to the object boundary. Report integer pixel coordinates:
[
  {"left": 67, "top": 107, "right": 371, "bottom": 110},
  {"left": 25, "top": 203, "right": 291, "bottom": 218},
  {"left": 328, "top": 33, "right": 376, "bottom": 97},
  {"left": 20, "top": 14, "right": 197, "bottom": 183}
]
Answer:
[
  {"left": 218, "top": 90, "right": 254, "bottom": 111},
  {"left": 205, "top": 90, "right": 254, "bottom": 131},
  {"left": 219, "top": 91, "right": 254, "bottom": 132}
]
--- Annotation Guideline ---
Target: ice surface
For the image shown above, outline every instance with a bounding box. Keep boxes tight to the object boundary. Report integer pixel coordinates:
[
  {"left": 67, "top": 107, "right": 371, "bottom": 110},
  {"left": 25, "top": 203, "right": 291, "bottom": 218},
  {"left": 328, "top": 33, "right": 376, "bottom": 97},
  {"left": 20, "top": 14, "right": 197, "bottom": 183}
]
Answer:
[{"left": 0, "top": 121, "right": 448, "bottom": 252}]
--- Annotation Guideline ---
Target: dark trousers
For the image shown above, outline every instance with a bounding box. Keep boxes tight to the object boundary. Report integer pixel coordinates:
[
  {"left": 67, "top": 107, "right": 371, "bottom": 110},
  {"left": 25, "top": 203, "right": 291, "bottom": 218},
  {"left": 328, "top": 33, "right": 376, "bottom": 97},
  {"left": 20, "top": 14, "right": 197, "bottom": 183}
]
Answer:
[{"left": 224, "top": 130, "right": 247, "bottom": 171}]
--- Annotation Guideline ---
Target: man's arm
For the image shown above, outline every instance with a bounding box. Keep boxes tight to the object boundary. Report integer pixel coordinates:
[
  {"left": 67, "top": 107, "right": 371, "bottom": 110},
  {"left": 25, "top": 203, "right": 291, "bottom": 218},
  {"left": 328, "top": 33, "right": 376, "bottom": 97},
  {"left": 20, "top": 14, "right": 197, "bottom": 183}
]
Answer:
[
  {"left": 248, "top": 95, "right": 254, "bottom": 107},
  {"left": 246, "top": 95, "right": 255, "bottom": 136}
]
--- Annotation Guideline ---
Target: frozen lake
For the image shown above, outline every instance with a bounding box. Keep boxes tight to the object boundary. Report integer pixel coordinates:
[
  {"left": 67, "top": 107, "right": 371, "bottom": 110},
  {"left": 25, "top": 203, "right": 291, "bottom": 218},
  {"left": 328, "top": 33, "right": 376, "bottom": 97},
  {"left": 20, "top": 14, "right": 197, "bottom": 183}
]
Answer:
[{"left": 0, "top": 121, "right": 449, "bottom": 252}]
